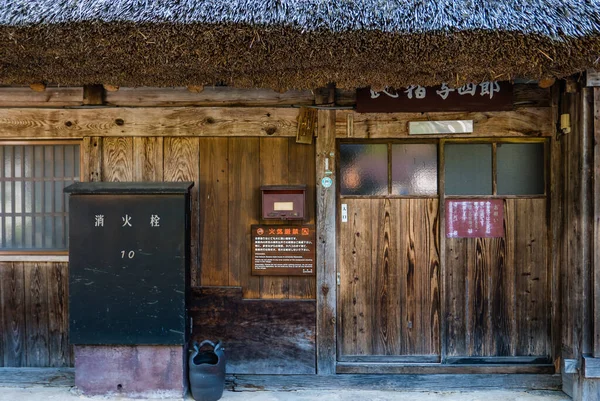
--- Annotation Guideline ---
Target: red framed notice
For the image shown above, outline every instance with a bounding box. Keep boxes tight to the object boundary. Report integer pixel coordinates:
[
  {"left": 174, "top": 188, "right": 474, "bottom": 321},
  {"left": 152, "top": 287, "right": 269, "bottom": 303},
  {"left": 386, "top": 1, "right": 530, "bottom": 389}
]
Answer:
[
  {"left": 251, "top": 225, "right": 316, "bottom": 276},
  {"left": 445, "top": 199, "right": 504, "bottom": 238}
]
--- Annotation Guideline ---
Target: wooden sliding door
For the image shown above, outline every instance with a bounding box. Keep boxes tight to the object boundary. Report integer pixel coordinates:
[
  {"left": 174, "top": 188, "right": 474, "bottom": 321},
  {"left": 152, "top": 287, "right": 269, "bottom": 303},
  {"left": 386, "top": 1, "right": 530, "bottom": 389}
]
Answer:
[{"left": 336, "top": 142, "right": 441, "bottom": 362}]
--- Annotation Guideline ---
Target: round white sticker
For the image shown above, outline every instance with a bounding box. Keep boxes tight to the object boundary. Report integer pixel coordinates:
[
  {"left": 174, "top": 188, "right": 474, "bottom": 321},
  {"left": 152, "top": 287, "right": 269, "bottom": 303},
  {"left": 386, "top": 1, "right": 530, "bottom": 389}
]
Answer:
[{"left": 321, "top": 177, "right": 333, "bottom": 188}]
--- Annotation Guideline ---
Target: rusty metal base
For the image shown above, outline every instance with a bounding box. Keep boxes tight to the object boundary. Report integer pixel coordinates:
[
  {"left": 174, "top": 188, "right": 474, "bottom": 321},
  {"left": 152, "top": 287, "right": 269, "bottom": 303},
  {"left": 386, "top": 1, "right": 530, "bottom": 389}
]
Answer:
[{"left": 74, "top": 345, "right": 187, "bottom": 398}]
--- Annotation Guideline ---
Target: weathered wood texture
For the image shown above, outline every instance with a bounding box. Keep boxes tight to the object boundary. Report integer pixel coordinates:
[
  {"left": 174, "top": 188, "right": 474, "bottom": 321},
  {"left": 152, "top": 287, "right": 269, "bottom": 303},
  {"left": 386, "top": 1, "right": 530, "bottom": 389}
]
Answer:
[
  {"left": 190, "top": 287, "right": 315, "bottom": 374},
  {"left": 316, "top": 109, "right": 337, "bottom": 374},
  {"left": 86, "top": 136, "right": 315, "bottom": 298},
  {"left": 105, "top": 87, "right": 314, "bottom": 107},
  {"left": 0, "top": 87, "right": 83, "bottom": 107},
  {"left": 445, "top": 199, "right": 549, "bottom": 358},
  {"left": 0, "top": 107, "right": 299, "bottom": 139},
  {"left": 230, "top": 373, "right": 561, "bottom": 391},
  {"left": 595, "top": 87, "right": 600, "bottom": 359},
  {"left": 337, "top": 107, "right": 552, "bottom": 139},
  {"left": 0, "top": 262, "right": 70, "bottom": 367},
  {"left": 338, "top": 198, "right": 440, "bottom": 358},
  {"left": 559, "top": 84, "right": 595, "bottom": 375}
]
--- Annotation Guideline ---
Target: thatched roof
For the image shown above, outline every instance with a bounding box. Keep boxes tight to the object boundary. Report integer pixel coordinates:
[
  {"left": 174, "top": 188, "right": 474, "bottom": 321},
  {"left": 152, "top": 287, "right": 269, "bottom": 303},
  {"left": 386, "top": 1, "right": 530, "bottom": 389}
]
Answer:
[{"left": 1, "top": 1, "right": 599, "bottom": 89}]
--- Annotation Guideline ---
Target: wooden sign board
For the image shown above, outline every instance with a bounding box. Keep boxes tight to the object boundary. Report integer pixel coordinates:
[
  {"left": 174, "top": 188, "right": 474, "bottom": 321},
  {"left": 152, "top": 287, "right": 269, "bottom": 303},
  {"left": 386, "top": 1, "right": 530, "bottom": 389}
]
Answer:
[
  {"left": 251, "top": 224, "right": 316, "bottom": 276},
  {"left": 445, "top": 199, "right": 504, "bottom": 238},
  {"left": 357, "top": 81, "right": 513, "bottom": 113}
]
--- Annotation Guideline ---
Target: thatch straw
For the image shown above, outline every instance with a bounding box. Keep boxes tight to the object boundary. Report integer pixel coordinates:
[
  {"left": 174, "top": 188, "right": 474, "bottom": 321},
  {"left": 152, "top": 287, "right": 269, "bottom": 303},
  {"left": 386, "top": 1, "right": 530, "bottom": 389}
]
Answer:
[{"left": 0, "top": 1, "right": 599, "bottom": 89}]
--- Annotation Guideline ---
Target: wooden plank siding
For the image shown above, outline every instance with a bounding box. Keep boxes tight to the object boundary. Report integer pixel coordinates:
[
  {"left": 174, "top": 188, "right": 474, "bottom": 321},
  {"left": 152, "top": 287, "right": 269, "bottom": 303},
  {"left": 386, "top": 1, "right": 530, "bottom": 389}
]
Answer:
[
  {"left": 0, "top": 262, "right": 70, "bottom": 367},
  {"left": 445, "top": 199, "right": 549, "bottom": 358},
  {"left": 338, "top": 199, "right": 440, "bottom": 359},
  {"left": 86, "top": 136, "right": 316, "bottom": 298}
]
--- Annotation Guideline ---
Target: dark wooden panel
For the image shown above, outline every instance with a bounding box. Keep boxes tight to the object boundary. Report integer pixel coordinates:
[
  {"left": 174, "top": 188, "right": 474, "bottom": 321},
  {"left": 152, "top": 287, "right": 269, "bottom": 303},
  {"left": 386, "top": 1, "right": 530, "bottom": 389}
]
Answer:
[
  {"left": 190, "top": 287, "right": 315, "bottom": 374},
  {"left": 228, "top": 138, "right": 261, "bottom": 298},
  {"left": 288, "top": 141, "right": 316, "bottom": 299},
  {"left": 24, "top": 263, "right": 49, "bottom": 367},
  {"left": 259, "top": 137, "right": 289, "bottom": 299},
  {"left": 101, "top": 137, "right": 133, "bottom": 182},
  {"left": 199, "top": 137, "right": 229, "bottom": 286},
  {"left": 0, "top": 262, "right": 26, "bottom": 366},
  {"left": 47, "top": 263, "right": 70, "bottom": 367},
  {"left": 163, "top": 137, "right": 200, "bottom": 286}
]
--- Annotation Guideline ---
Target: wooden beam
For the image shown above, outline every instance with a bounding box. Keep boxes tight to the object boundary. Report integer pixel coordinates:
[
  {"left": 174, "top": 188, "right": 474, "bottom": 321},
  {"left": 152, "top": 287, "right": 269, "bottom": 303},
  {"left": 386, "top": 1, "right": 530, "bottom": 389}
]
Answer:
[
  {"left": 82, "top": 85, "right": 104, "bottom": 106},
  {"left": 584, "top": 355, "right": 600, "bottom": 378},
  {"left": 336, "top": 363, "right": 555, "bottom": 375},
  {"left": 587, "top": 70, "right": 600, "bottom": 87},
  {"left": 0, "top": 87, "right": 83, "bottom": 107},
  {"left": 230, "top": 373, "right": 561, "bottom": 391},
  {"left": 594, "top": 87, "right": 600, "bottom": 359},
  {"left": 0, "top": 107, "right": 299, "bottom": 139},
  {"left": 104, "top": 87, "right": 314, "bottom": 107},
  {"left": 335, "top": 108, "right": 553, "bottom": 138},
  {"left": 315, "top": 108, "right": 337, "bottom": 375},
  {"left": 582, "top": 87, "right": 594, "bottom": 358}
]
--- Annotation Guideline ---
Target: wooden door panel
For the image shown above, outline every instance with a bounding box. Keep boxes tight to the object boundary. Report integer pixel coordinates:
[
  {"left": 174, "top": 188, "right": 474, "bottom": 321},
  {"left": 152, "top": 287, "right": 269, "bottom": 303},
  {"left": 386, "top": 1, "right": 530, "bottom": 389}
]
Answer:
[
  {"left": 445, "top": 199, "right": 549, "bottom": 358},
  {"left": 338, "top": 198, "right": 440, "bottom": 359},
  {"left": 339, "top": 198, "right": 373, "bottom": 356}
]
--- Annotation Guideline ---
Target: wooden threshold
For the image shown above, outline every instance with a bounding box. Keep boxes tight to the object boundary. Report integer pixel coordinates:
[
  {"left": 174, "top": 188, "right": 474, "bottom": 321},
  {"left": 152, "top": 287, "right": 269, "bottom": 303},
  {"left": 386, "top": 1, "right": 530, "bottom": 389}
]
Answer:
[
  {"left": 0, "top": 368, "right": 562, "bottom": 393},
  {"left": 0, "top": 368, "right": 74, "bottom": 388},
  {"left": 338, "top": 355, "right": 439, "bottom": 363},
  {"left": 230, "top": 373, "right": 562, "bottom": 392},
  {"left": 445, "top": 356, "right": 551, "bottom": 365},
  {"left": 336, "top": 362, "right": 555, "bottom": 374}
]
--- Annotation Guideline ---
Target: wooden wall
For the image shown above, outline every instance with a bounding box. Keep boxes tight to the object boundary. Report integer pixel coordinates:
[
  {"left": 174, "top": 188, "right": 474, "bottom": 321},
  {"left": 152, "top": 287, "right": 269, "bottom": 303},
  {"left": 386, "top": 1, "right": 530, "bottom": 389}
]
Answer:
[
  {"left": 446, "top": 199, "right": 549, "bottom": 359},
  {"left": 0, "top": 262, "right": 70, "bottom": 367},
  {"left": 84, "top": 136, "right": 316, "bottom": 299}
]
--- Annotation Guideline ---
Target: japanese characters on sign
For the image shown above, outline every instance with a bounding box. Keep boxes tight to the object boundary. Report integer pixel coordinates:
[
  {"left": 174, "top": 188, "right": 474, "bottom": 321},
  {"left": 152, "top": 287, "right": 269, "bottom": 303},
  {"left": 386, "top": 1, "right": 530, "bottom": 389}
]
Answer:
[
  {"left": 94, "top": 213, "right": 161, "bottom": 228},
  {"left": 356, "top": 81, "right": 513, "bottom": 113},
  {"left": 445, "top": 199, "right": 504, "bottom": 238},
  {"left": 251, "top": 224, "right": 316, "bottom": 276}
]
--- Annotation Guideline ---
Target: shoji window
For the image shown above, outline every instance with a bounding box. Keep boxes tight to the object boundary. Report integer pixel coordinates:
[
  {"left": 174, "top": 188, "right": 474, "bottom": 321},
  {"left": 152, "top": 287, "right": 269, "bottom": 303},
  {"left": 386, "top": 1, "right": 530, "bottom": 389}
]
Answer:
[{"left": 0, "top": 142, "right": 81, "bottom": 252}]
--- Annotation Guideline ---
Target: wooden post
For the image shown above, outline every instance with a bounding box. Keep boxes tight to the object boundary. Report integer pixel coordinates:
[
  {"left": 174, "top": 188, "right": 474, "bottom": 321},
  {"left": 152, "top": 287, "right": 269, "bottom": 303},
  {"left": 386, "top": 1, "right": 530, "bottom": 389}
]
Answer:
[
  {"left": 594, "top": 87, "right": 600, "bottom": 359},
  {"left": 315, "top": 84, "right": 337, "bottom": 375}
]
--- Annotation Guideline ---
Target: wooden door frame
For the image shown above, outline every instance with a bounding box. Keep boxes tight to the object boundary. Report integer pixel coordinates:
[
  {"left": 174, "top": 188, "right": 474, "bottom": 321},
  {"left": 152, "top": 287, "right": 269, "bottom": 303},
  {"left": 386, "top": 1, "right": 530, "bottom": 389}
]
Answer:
[{"left": 315, "top": 109, "right": 555, "bottom": 374}]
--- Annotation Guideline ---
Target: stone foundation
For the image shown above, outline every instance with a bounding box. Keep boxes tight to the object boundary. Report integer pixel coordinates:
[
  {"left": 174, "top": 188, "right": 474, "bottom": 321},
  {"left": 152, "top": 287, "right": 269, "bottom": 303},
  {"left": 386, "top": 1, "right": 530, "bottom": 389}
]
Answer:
[{"left": 74, "top": 345, "right": 187, "bottom": 398}]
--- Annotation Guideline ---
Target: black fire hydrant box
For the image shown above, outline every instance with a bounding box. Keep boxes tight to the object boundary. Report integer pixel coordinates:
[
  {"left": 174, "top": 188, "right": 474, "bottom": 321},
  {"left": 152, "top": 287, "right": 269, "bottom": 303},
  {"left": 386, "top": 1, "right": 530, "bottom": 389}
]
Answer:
[{"left": 64, "top": 182, "right": 193, "bottom": 398}]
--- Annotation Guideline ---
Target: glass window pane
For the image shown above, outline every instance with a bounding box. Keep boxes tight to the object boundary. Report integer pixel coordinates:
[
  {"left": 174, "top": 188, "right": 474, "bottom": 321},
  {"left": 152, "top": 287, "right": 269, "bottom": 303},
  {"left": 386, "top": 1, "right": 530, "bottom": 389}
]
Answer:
[
  {"left": 497, "top": 143, "right": 545, "bottom": 195},
  {"left": 445, "top": 143, "right": 492, "bottom": 195},
  {"left": 340, "top": 144, "right": 388, "bottom": 196},
  {"left": 0, "top": 144, "right": 79, "bottom": 251},
  {"left": 392, "top": 144, "right": 437, "bottom": 195}
]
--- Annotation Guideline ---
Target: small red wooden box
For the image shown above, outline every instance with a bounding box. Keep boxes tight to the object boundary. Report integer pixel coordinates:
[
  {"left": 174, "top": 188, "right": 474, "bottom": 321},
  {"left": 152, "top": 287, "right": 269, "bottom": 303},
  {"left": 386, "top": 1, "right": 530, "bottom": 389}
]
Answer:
[{"left": 261, "top": 185, "right": 306, "bottom": 220}]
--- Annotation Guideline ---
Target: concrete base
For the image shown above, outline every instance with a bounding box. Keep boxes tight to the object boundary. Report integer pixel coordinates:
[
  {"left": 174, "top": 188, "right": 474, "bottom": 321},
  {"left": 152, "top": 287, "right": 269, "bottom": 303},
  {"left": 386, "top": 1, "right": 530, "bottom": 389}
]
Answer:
[{"left": 74, "top": 345, "right": 187, "bottom": 398}]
